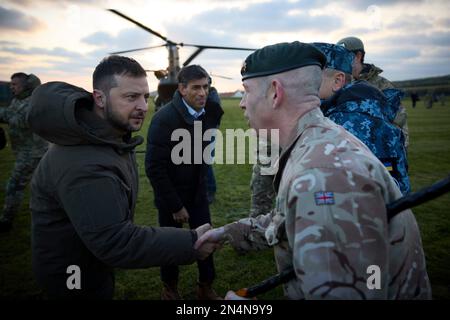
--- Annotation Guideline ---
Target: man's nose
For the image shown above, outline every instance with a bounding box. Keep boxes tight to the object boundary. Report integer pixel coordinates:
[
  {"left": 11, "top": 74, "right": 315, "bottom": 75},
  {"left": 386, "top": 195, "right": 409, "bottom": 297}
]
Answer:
[{"left": 136, "top": 97, "right": 148, "bottom": 112}]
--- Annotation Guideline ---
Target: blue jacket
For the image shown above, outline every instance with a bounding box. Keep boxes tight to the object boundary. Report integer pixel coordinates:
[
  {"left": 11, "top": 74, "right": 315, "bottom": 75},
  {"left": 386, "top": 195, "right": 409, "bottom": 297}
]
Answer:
[{"left": 321, "top": 81, "right": 410, "bottom": 195}]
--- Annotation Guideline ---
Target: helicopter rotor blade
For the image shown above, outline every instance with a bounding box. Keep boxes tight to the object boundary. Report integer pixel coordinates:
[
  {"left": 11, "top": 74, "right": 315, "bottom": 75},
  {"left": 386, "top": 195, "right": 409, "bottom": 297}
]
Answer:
[
  {"left": 183, "top": 44, "right": 256, "bottom": 51},
  {"left": 182, "top": 44, "right": 255, "bottom": 66},
  {"left": 182, "top": 48, "right": 205, "bottom": 66},
  {"left": 110, "top": 44, "right": 166, "bottom": 55},
  {"left": 108, "top": 9, "right": 176, "bottom": 45},
  {"left": 210, "top": 73, "right": 233, "bottom": 80}
]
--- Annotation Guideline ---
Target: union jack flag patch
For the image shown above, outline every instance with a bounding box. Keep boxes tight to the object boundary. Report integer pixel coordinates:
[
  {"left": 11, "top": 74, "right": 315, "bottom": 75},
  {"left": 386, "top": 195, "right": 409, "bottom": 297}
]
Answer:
[{"left": 314, "top": 191, "right": 335, "bottom": 205}]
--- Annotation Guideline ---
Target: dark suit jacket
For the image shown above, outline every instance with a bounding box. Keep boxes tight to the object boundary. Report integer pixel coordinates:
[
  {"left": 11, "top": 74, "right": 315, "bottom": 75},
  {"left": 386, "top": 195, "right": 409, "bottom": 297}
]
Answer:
[{"left": 145, "top": 90, "right": 223, "bottom": 214}]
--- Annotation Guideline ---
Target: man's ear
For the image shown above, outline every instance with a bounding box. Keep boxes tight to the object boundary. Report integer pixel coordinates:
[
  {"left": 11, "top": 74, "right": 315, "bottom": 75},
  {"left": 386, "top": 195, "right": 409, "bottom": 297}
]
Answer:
[
  {"left": 271, "top": 79, "right": 284, "bottom": 109},
  {"left": 178, "top": 83, "right": 186, "bottom": 96},
  {"left": 332, "top": 72, "right": 345, "bottom": 92},
  {"left": 355, "top": 51, "right": 364, "bottom": 63},
  {"left": 93, "top": 89, "right": 105, "bottom": 109}
]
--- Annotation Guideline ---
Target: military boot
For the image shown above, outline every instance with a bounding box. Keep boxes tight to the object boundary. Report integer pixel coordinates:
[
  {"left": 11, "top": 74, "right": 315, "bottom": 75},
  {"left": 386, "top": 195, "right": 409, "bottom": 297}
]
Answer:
[
  {"left": 197, "top": 282, "right": 223, "bottom": 300},
  {"left": 161, "top": 281, "right": 182, "bottom": 300}
]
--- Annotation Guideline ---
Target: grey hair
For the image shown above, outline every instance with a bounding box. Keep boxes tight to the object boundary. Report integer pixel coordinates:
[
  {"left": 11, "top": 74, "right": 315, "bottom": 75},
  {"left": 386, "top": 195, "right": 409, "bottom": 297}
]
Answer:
[{"left": 257, "top": 65, "right": 322, "bottom": 103}]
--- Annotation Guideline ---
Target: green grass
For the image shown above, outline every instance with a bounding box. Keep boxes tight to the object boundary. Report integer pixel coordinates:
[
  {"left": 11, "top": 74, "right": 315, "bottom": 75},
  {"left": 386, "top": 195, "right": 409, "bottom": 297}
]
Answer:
[{"left": 0, "top": 97, "right": 449, "bottom": 300}]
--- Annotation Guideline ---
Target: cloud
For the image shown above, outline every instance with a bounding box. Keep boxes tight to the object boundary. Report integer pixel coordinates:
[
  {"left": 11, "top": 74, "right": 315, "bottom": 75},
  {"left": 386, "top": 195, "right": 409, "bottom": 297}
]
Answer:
[
  {"left": 369, "top": 48, "right": 422, "bottom": 63},
  {"left": 373, "top": 32, "right": 450, "bottom": 47},
  {"left": 426, "top": 47, "right": 450, "bottom": 58},
  {"left": 341, "top": 0, "right": 424, "bottom": 10},
  {"left": 0, "top": 5, "right": 43, "bottom": 31},
  {"left": 0, "top": 0, "right": 447, "bottom": 91},
  {"left": 387, "top": 15, "right": 433, "bottom": 29},
  {"left": 436, "top": 17, "right": 450, "bottom": 28},
  {"left": 160, "top": 1, "right": 342, "bottom": 52},
  {"left": 81, "top": 28, "right": 158, "bottom": 52},
  {"left": 0, "top": 40, "right": 17, "bottom": 46},
  {"left": 1, "top": 46, "right": 84, "bottom": 59},
  {"left": 0, "top": 56, "right": 14, "bottom": 64},
  {"left": 185, "top": 2, "right": 342, "bottom": 34},
  {"left": 6, "top": 0, "right": 101, "bottom": 7},
  {"left": 280, "top": 0, "right": 425, "bottom": 11},
  {"left": 383, "top": 58, "right": 450, "bottom": 81},
  {"left": 82, "top": 32, "right": 114, "bottom": 47},
  {"left": 2, "top": 46, "right": 107, "bottom": 77}
]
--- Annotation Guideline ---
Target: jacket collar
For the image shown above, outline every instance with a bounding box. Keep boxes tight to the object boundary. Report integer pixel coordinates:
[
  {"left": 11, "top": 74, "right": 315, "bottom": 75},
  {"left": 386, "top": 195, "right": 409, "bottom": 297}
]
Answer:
[
  {"left": 182, "top": 98, "right": 205, "bottom": 119},
  {"left": 172, "top": 90, "right": 199, "bottom": 125}
]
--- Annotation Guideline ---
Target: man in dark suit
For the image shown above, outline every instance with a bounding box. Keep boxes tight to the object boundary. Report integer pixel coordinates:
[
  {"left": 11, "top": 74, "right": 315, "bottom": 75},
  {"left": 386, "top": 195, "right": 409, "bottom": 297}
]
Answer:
[{"left": 145, "top": 65, "right": 223, "bottom": 300}]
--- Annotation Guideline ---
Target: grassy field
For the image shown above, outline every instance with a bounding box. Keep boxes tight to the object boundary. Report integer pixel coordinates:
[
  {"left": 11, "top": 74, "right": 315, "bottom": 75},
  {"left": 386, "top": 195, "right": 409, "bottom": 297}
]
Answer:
[{"left": 0, "top": 97, "right": 449, "bottom": 300}]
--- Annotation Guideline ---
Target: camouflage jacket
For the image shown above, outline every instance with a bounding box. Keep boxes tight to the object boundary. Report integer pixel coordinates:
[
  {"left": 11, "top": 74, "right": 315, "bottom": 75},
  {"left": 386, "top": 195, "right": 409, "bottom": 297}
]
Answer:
[
  {"left": 0, "top": 96, "right": 48, "bottom": 157},
  {"left": 321, "top": 81, "right": 410, "bottom": 195},
  {"left": 224, "top": 108, "right": 431, "bottom": 299},
  {"left": 359, "top": 64, "right": 392, "bottom": 90},
  {"left": 359, "top": 64, "right": 409, "bottom": 147}
]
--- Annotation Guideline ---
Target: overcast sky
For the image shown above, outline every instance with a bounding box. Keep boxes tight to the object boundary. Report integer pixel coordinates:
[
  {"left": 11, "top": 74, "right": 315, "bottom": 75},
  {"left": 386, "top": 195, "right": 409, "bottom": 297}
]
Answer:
[{"left": 0, "top": 0, "right": 449, "bottom": 92}]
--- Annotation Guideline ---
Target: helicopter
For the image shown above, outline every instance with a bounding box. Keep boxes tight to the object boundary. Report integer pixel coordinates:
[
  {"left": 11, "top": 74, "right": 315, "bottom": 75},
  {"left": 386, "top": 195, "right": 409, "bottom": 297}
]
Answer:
[{"left": 108, "top": 9, "right": 255, "bottom": 109}]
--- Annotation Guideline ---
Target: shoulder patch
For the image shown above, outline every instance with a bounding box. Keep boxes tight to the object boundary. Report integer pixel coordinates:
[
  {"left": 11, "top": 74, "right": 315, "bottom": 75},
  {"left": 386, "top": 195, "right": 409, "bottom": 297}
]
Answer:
[{"left": 314, "top": 191, "right": 335, "bottom": 205}]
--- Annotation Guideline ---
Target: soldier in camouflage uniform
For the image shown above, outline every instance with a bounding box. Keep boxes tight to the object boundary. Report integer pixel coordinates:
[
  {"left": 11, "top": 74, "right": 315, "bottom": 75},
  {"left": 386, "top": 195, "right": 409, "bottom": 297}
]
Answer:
[
  {"left": 314, "top": 42, "right": 410, "bottom": 195},
  {"left": 0, "top": 73, "right": 48, "bottom": 232},
  {"left": 249, "top": 138, "right": 279, "bottom": 217},
  {"left": 337, "top": 37, "right": 409, "bottom": 148},
  {"left": 195, "top": 42, "right": 431, "bottom": 299}
]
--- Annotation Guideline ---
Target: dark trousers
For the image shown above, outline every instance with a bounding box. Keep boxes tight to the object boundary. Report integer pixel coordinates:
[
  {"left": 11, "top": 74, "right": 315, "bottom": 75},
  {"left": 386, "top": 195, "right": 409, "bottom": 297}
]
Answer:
[
  {"left": 206, "top": 165, "right": 216, "bottom": 195},
  {"left": 158, "top": 199, "right": 215, "bottom": 284}
]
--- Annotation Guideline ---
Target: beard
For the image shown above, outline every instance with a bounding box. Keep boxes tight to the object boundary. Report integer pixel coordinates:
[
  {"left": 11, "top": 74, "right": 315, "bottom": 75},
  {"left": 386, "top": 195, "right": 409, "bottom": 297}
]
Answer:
[{"left": 104, "top": 101, "right": 145, "bottom": 133}]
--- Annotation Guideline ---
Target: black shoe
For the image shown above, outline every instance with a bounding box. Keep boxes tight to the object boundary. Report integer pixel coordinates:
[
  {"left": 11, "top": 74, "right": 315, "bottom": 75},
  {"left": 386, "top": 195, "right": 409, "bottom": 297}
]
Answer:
[{"left": 0, "top": 220, "right": 12, "bottom": 233}]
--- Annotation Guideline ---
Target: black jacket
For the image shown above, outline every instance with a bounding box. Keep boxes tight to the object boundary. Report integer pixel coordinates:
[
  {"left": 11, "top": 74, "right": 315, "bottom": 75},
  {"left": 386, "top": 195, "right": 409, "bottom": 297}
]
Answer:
[
  {"left": 145, "top": 90, "right": 223, "bottom": 214},
  {"left": 29, "top": 82, "right": 198, "bottom": 298}
]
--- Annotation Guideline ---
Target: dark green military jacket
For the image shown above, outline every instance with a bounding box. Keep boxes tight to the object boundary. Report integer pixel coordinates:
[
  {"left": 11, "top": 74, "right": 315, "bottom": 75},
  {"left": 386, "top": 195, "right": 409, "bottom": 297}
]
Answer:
[{"left": 29, "top": 82, "right": 198, "bottom": 299}]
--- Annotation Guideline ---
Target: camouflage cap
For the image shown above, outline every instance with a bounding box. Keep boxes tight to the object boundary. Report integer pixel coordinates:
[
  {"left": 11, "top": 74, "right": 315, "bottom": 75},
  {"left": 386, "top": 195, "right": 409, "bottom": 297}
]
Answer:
[
  {"left": 336, "top": 36, "right": 365, "bottom": 53},
  {"left": 312, "top": 42, "right": 355, "bottom": 75},
  {"left": 241, "top": 41, "right": 326, "bottom": 81}
]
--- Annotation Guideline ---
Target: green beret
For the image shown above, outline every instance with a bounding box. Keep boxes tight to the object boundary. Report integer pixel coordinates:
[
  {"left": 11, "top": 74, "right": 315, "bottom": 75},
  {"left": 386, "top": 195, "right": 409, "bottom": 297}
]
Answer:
[{"left": 241, "top": 41, "right": 327, "bottom": 80}]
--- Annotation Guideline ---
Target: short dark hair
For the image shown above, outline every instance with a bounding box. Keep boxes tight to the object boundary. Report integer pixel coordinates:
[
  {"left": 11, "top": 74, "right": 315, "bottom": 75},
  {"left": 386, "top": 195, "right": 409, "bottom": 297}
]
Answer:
[
  {"left": 11, "top": 72, "right": 28, "bottom": 85},
  {"left": 93, "top": 55, "right": 146, "bottom": 94},
  {"left": 177, "top": 65, "right": 209, "bottom": 86}
]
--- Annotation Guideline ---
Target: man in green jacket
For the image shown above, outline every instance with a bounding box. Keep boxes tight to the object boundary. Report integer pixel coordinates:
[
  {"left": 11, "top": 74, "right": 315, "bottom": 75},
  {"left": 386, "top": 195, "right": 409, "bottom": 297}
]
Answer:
[
  {"left": 28, "top": 55, "right": 215, "bottom": 299},
  {"left": 0, "top": 72, "right": 48, "bottom": 232}
]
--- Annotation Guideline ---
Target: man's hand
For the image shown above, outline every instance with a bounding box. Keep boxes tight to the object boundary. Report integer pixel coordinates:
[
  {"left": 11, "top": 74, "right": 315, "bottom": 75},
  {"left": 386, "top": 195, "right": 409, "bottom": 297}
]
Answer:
[
  {"left": 194, "top": 223, "right": 220, "bottom": 260},
  {"left": 173, "top": 207, "right": 189, "bottom": 224},
  {"left": 194, "top": 226, "right": 226, "bottom": 250},
  {"left": 195, "top": 223, "right": 212, "bottom": 238}
]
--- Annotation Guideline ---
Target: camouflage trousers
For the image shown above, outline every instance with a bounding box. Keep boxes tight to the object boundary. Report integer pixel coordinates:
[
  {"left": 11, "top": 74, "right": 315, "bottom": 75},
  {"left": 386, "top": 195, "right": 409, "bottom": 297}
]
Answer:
[
  {"left": 249, "top": 163, "right": 276, "bottom": 218},
  {"left": 1, "top": 150, "right": 41, "bottom": 222}
]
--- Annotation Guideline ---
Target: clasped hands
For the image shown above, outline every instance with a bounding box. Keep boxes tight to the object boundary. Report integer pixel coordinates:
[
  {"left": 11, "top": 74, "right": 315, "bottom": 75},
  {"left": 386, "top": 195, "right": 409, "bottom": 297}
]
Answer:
[
  {"left": 193, "top": 224, "right": 226, "bottom": 260},
  {"left": 193, "top": 224, "right": 252, "bottom": 300},
  {"left": 173, "top": 207, "right": 226, "bottom": 261}
]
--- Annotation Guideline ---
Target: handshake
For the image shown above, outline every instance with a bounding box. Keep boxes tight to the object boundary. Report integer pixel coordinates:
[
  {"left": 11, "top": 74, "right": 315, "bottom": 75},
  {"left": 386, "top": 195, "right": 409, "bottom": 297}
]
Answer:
[
  {"left": 193, "top": 223, "right": 226, "bottom": 260},
  {"left": 192, "top": 223, "right": 251, "bottom": 300}
]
